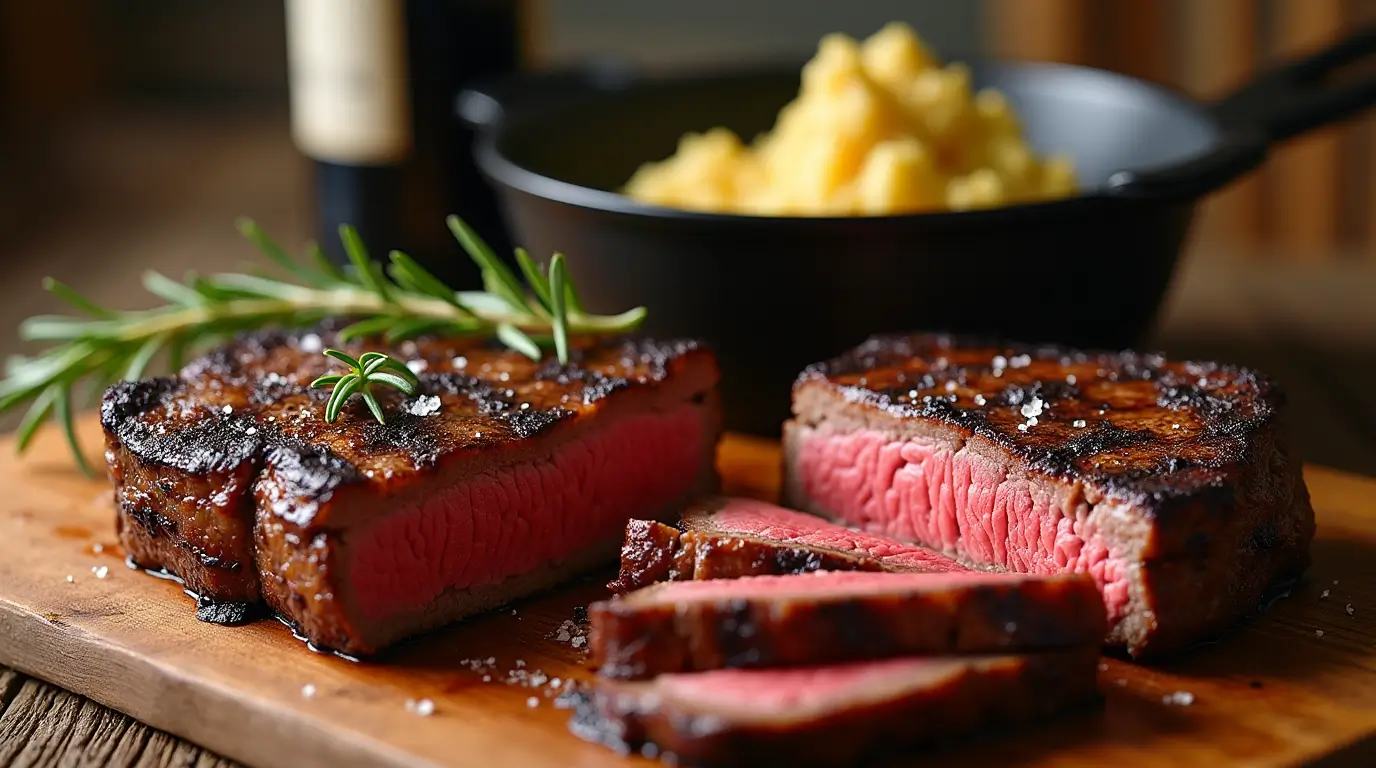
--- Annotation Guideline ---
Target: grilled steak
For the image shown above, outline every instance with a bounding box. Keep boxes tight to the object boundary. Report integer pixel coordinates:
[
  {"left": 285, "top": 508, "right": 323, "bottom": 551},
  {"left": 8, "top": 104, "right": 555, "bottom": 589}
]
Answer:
[
  {"left": 102, "top": 325, "right": 720, "bottom": 655},
  {"left": 783, "top": 333, "right": 1315, "bottom": 657},
  {"left": 568, "top": 650, "right": 1101, "bottom": 766},
  {"left": 589, "top": 570, "right": 1105, "bottom": 679},
  {"left": 610, "top": 497, "right": 970, "bottom": 594}
]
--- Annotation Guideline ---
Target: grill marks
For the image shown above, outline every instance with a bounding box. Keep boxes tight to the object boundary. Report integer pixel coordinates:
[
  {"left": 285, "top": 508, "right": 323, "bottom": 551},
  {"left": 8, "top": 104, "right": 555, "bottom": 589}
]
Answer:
[
  {"left": 800, "top": 333, "right": 1281, "bottom": 500},
  {"left": 103, "top": 328, "right": 706, "bottom": 513}
]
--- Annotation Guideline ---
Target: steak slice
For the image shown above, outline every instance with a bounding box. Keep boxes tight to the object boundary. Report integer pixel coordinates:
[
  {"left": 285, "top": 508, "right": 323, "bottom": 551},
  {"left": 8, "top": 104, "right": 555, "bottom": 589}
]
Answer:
[
  {"left": 568, "top": 650, "right": 1101, "bottom": 766},
  {"left": 589, "top": 570, "right": 1106, "bottom": 678},
  {"left": 783, "top": 333, "right": 1316, "bottom": 658},
  {"left": 102, "top": 325, "right": 721, "bottom": 655},
  {"left": 610, "top": 496, "right": 971, "bottom": 594}
]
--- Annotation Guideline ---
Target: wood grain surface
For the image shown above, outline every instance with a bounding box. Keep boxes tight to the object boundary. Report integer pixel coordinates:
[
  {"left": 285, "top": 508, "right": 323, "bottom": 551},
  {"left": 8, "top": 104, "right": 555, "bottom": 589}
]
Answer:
[{"left": 0, "top": 420, "right": 1374, "bottom": 767}]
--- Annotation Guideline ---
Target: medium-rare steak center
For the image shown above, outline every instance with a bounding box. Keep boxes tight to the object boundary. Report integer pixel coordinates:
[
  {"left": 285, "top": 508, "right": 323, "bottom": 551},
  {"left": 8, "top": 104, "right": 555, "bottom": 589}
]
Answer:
[{"left": 103, "top": 325, "right": 721, "bottom": 655}]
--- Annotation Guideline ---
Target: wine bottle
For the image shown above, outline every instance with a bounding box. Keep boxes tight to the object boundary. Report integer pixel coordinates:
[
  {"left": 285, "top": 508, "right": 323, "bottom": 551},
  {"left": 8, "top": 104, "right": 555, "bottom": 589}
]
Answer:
[{"left": 284, "top": 0, "right": 524, "bottom": 289}]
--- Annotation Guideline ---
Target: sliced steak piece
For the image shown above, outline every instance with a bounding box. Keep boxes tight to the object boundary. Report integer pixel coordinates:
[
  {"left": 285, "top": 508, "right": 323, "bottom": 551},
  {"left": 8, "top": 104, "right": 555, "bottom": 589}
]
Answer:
[
  {"left": 610, "top": 497, "right": 970, "bottom": 594},
  {"left": 590, "top": 570, "right": 1106, "bottom": 678},
  {"left": 783, "top": 333, "right": 1316, "bottom": 658},
  {"left": 102, "top": 326, "right": 721, "bottom": 656},
  {"left": 569, "top": 650, "right": 1101, "bottom": 766}
]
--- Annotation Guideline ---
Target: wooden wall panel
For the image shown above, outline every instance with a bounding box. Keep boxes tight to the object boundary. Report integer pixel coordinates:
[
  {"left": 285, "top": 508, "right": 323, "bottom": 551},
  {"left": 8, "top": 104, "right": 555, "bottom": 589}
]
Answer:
[
  {"left": 984, "top": 0, "right": 1095, "bottom": 65},
  {"left": 1181, "top": 0, "right": 1261, "bottom": 249},
  {"left": 1268, "top": 0, "right": 1347, "bottom": 259}
]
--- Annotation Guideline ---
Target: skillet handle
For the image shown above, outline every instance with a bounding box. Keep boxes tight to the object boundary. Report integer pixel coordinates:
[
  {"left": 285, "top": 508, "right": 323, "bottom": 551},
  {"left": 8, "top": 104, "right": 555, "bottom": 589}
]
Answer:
[
  {"left": 1209, "top": 25, "right": 1376, "bottom": 141},
  {"left": 455, "top": 57, "right": 638, "bottom": 130},
  {"left": 1109, "top": 26, "right": 1376, "bottom": 201}
]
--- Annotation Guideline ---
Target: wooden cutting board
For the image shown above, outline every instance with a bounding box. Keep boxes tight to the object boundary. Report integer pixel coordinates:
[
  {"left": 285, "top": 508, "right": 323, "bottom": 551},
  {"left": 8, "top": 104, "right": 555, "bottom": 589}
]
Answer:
[{"left": 1, "top": 419, "right": 1375, "bottom": 768}]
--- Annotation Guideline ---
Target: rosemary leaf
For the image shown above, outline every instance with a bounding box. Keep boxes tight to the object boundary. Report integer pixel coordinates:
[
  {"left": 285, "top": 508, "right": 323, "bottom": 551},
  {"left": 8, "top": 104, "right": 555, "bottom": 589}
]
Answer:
[
  {"left": 367, "top": 371, "right": 416, "bottom": 395},
  {"left": 15, "top": 385, "right": 60, "bottom": 453},
  {"left": 383, "top": 317, "right": 457, "bottom": 344},
  {"left": 339, "top": 225, "right": 393, "bottom": 305},
  {"left": 338, "top": 317, "right": 397, "bottom": 342},
  {"left": 307, "top": 240, "right": 346, "bottom": 283},
  {"left": 237, "top": 218, "right": 334, "bottom": 288},
  {"left": 387, "top": 250, "right": 466, "bottom": 309},
  {"left": 447, "top": 215, "right": 529, "bottom": 314},
  {"left": 514, "top": 248, "right": 553, "bottom": 312},
  {"left": 555, "top": 253, "right": 585, "bottom": 315},
  {"left": 549, "top": 253, "right": 570, "bottom": 364},
  {"left": 125, "top": 333, "right": 169, "bottom": 381},
  {"left": 310, "top": 373, "right": 344, "bottom": 388},
  {"left": 53, "top": 384, "right": 95, "bottom": 477},
  {"left": 142, "top": 271, "right": 206, "bottom": 307},
  {"left": 325, "top": 375, "right": 363, "bottom": 422},
  {"left": 496, "top": 323, "right": 541, "bottom": 360},
  {"left": 361, "top": 389, "right": 386, "bottom": 424},
  {"left": 43, "top": 278, "right": 112, "bottom": 318},
  {"left": 324, "top": 348, "right": 363, "bottom": 369}
]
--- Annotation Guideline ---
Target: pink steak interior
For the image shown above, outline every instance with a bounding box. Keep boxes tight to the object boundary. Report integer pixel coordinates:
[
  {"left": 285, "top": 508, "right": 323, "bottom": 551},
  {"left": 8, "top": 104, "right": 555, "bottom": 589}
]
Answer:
[
  {"left": 645, "top": 569, "right": 1026, "bottom": 603},
  {"left": 795, "top": 428, "right": 1132, "bottom": 622},
  {"left": 708, "top": 497, "right": 970, "bottom": 573},
  {"left": 659, "top": 657, "right": 963, "bottom": 716},
  {"left": 349, "top": 406, "right": 706, "bottom": 620}
]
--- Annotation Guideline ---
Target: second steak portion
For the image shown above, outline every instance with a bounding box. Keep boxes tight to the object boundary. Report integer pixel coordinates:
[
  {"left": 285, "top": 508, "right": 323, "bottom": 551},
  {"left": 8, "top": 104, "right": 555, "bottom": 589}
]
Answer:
[
  {"left": 104, "top": 327, "right": 721, "bottom": 655},
  {"left": 589, "top": 570, "right": 1106, "bottom": 679},
  {"left": 570, "top": 651, "right": 1101, "bottom": 767},
  {"left": 783, "top": 333, "right": 1316, "bottom": 657}
]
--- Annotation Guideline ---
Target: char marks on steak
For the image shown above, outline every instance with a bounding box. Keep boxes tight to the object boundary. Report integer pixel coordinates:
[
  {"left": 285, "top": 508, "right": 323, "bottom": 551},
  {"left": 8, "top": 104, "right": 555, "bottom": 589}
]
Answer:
[
  {"left": 568, "top": 650, "right": 1101, "bottom": 767},
  {"left": 610, "top": 497, "right": 970, "bottom": 594},
  {"left": 103, "top": 325, "right": 720, "bottom": 655},
  {"left": 783, "top": 333, "right": 1315, "bottom": 657},
  {"left": 590, "top": 569, "right": 1106, "bottom": 679}
]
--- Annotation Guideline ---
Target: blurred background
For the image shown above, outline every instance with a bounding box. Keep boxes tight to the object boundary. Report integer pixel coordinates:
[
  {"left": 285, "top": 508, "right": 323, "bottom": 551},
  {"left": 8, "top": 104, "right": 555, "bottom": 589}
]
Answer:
[{"left": 1, "top": 0, "right": 1374, "bottom": 473}]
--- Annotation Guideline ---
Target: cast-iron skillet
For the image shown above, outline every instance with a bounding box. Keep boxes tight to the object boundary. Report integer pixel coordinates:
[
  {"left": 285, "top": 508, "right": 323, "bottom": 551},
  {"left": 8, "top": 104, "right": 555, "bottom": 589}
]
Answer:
[{"left": 459, "top": 29, "right": 1376, "bottom": 436}]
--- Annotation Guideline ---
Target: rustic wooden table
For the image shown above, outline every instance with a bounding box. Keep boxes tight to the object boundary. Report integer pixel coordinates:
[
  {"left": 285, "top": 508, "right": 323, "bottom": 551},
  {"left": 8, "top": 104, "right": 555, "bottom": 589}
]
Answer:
[{"left": 1, "top": 107, "right": 1374, "bottom": 766}]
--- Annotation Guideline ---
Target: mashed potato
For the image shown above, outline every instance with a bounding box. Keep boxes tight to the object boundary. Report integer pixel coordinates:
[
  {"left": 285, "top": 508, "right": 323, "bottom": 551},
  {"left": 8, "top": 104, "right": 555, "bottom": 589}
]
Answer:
[{"left": 622, "top": 23, "right": 1078, "bottom": 215}]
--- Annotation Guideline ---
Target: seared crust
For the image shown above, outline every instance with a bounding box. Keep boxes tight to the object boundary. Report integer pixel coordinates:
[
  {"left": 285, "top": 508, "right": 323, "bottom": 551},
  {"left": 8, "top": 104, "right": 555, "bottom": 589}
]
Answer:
[
  {"left": 795, "top": 332, "right": 1292, "bottom": 521},
  {"left": 568, "top": 649, "right": 1102, "bottom": 767},
  {"left": 609, "top": 517, "right": 885, "bottom": 595},
  {"left": 589, "top": 572, "right": 1106, "bottom": 679},
  {"left": 783, "top": 333, "right": 1316, "bottom": 658},
  {"left": 100, "top": 324, "right": 721, "bottom": 648}
]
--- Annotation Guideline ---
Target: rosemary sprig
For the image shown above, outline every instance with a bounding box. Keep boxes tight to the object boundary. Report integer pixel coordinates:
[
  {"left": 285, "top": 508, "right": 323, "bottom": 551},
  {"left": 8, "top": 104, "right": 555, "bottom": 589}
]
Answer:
[
  {"left": 3, "top": 214, "right": 645, "bottom": 474},
  {"left": 310, "top": 350, "right": 419, "bottom": 424}
]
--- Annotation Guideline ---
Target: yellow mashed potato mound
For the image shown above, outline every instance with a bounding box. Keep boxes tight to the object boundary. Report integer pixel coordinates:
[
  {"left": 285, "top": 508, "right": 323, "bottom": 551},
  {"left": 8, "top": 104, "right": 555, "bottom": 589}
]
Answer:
[{"left": 622, "top": 22, "right": 1078, "bottom": 215}]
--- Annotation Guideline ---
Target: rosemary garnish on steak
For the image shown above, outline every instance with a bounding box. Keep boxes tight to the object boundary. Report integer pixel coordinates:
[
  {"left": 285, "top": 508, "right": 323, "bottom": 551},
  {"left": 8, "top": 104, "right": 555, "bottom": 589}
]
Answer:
[
  {"left": 310, "top": 349, "right": 419, "bottom": 425},
  {"left": 1, "top": 214, "right": 646, "bottom": 474}
]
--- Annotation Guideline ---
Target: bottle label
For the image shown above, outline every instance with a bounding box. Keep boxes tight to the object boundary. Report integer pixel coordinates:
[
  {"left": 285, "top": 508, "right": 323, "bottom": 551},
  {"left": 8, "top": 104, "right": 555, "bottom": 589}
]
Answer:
[{"left": 285, "top": 0, "right": 411, "bottom": 165}]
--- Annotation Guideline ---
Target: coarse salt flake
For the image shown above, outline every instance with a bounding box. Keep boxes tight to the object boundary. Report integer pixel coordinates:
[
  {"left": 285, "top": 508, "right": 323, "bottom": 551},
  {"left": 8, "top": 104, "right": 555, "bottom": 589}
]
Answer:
[
  {"left": 1162, "top": 691, "right": 1194, "bottom": 706},
  {"left": 1072, "top": 419, "right": 1087, "bottom": 428},
  {"left": 406, "top": 359, "right": 429, "bottom": 375},
  {"left": 91, "top": 566, "right": 108, "bottom": 579},
  {"left": 527, "top": 697, "right": 539, "bottom": 708},
  {"left": 245, "top": 427, "right": 257, "bottom": 435},
  {"left": 301, "top": 684, "right": 316, "bottom": 698},
  {"left": 299, "top": 333, "right": 323, "bottom": 353},
  {"left": 1346, "top": 604, "right": 1355, "bottom": 616},
  {"left": 404, "top": 395, "right": 442, "bottom": 417},
  {"left": 1316, "top": 629, "right": 1325, "bottom": 638},
  {"left": 65, "top": 574, "right": 74, "bottom": 583},
  {"left": 1321, "top": 590, "right": 1330, "bottom": 598},
  {"left": 222, "top": 405, "right": 233, "bottom": 414}
]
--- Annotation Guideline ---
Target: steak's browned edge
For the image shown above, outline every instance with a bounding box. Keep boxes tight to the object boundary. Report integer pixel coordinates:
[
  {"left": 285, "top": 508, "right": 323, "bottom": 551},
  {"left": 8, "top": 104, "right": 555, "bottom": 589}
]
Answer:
[
  {"left": 102, "top": 324, "right": 721, "bottom": 654},
  {"left": 781, "top": 333, "right": 1316, "bottom": 658},
  {"left": 567, "top": 650, "right": 1102, "bottom": 767},
  {"left": 609, "top": 516, "right": 885, "bottom": 595},
  {"left": 589, "top": 573, "right": 1106, "bottom": 679}
]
